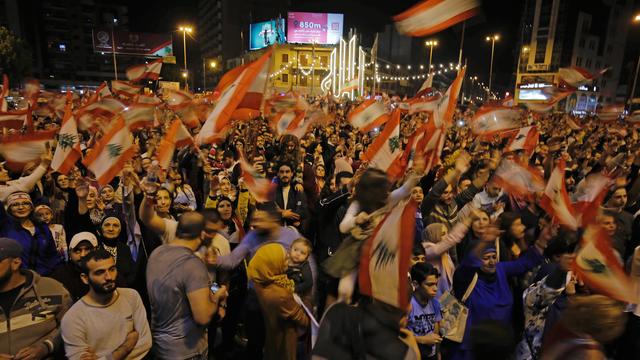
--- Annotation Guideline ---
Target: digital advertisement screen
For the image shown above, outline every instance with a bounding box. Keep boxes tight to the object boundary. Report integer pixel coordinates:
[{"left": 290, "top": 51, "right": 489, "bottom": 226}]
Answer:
[
  {"left": 93, "top": 30, "right": 173, "bottom": 56},
  {"left": 287, "top": 12, "right": 344, "bottom": 44},
  {"left": 249, "top": 19, "right": 286, "bottom": 50}
]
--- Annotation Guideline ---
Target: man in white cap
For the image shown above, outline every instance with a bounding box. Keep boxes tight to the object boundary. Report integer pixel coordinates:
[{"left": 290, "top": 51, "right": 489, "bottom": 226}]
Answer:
[{"left": 51, "top": 232, "right": 127, "bottom": 302}]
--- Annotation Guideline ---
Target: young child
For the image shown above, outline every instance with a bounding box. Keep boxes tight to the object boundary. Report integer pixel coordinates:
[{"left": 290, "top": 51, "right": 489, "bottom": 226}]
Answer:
[
  {"left": 34, "top": 204, "right": 67, "bottom": 261},
  {"left": 286, "top": 238, "right": 314, "bottom": 297},
  {"left": 408, "top": 262, "right": 443, "bottom": 360}
]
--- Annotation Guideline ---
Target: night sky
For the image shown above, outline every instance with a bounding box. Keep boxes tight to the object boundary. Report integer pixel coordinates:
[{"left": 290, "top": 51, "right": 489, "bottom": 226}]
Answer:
[{"left": 127, "top": 0, "right": 524, "bottom": 94}]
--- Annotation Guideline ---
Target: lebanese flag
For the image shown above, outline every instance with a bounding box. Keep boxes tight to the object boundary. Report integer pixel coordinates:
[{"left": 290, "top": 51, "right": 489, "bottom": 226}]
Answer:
[
  {"left": 118, "top": 103, "right": 155, "bottom": 131},
  {"left": 23, "top": 79, "right": 40, "bottom": 106},
  {"left": 0, "top": 74, "right": 8, "bottom": 112},
  {"left": 0, "top": 109, "right": 30, "bottom": 130},
  {"left": 162, "top": 88, "right": 194, "bottom": 109},
  {"left": 565, "top": 116, "right": 583, "bottom": 130},
  {"left": 598, "top": 104, "right": 624, "bottom": 122},
  {"left": 196, "top": 50, "right": 272, "bottom": 145},
  {"left": 539, "top": 159, "right": 579, "bottom": 230},
  {"left": 388, "top": 120, "right": 444, "bottom": 180},
  {"left": 51, "top": 93, "right": 81, "bottom": 174},
  {"left": 271, "top": 110, "right": 306, "bottom": 136},
  {"left": 111, "top": 80, "right": 141, "bottom": 98},
  {"left": 363, "top": 109, "right": 402, "bottom": 175},
  {"left": 416, "top": 72, "right": 434, "bottom": 96},
  {"left": 175, "top": 105, "right": 203, "bottom": 129},
  {"left": 502, "top": 96, "right": 514, "bottom": 107},
  {"left": 134, "top": 94, "right": 163, "bottom": 105},
  {"left": 431, "top": 66, "right": 466, "bottom": 128},
  {"left": 524, "top": 101, "right": 555, "bottom": 113},
  {"left": 573, "top": 173, "right": 611, "bottom": 226},
  {"left": 0, "top": 129, "right": 56, "bottom": 172},
  {"left": 504, "top": 126, "right": 539, "bottom": 156},
  {"left": 126, "top": 59, "right": 163, "bottom": 82},
  {"left": 82, "top": 118, "right": 137, "bottom": 186},
  {"left": 88, "top": 82, "right": 113, "bottom": 104},
  {"left": 558, "top": 66, "right": 607, "bottom": 88},
  {"left": 408, "top": 93, "right": 442, "bottom": 115},
  {"left": 76, "top": 97, "right": 126, "bottom": 130},
  {"left": 394, "top": 0, "right": 480, "bottom": 37},
  {"left": 493, "top": 159, "right": 545, "bottom": 199},
  {"left": 239, "top": 155, "right": 276, "bottom": 203},
  {"left": 471, "top": 105, "right": 520, "bottom": 136},
  {"left": 156, "top": 119, "right": 195, "bottom": 170},
  {"left": 359, "top": 199, "right": 417, "bottom": 309},
  {"left": 264, "top": 92, "right": 308, "bottom": 116},
  {"left": 348, "top": 99, "right": 389, "bottom": 133},
  {"left": 573, "top": 224, "right": 636, "bottom": 303}
]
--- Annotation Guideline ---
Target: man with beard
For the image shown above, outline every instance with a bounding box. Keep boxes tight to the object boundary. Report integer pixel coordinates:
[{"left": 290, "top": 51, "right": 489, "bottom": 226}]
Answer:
[
  {"left": 274, "top": 162, "right": 308, "bottom": 231},
  {"left": 61, "top": 248, "right": 151, "bottom": 360},
  {"left": 0, "top": 237, "right": 71, "bottom": 359},
  {"left": 51, "top": 232, "right": 126, "bottom": 302}
]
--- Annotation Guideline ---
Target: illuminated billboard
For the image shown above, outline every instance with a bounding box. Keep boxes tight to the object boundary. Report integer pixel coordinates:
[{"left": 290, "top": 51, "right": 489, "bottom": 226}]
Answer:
[
  {"left": 287, "top": 12, "right": 343, "bottom": 45},
  {"left": 93, "top": 29, "right": 173, "bottom": 56},
  {"left": 249, "top": 19, "right": 286, "bottom": 50}
]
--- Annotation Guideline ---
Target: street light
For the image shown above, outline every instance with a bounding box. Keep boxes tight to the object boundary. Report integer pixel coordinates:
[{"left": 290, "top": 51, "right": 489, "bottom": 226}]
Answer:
[
  {"left": 630, "top": 15, "right": 640, "bottom": 103},
  {"left": 425, "top": 40, "right": 438, "bottom": 71},
  {"left": 179, "top": 25, "right": 193, "bottom": 90},
  {"left": 485, "top": 34, "right": 500, "bottom": 100}
]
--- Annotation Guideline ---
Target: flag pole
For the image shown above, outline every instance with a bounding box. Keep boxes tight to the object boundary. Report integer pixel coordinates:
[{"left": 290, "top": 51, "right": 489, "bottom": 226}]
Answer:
[
  {"left": 457, "top": 21, "right": 466, "bottom": 72},
  {"left": 111, "top": 26, "right": 118, "bottom": 80}
]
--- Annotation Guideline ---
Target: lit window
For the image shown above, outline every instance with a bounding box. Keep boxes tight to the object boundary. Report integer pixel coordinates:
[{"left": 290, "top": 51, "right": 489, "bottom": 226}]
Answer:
[{"left": 59, "top": 44, "right": 66, "bottom": 52}]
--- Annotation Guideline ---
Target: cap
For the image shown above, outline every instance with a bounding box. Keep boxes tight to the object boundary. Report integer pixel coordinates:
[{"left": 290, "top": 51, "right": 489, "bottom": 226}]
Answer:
[
  {"left": 0, "top": 238, "right": 23, "bottom": 261},
  {"left": 69, "top": 232, "right": 98, "bottom": 250}
]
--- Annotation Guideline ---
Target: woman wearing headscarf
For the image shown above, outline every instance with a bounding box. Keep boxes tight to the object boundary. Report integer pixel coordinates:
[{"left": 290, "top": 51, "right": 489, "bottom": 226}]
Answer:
[
  {"left": 447, "top": 226, "right": 553, "bottom": 360},
  {"left": 97, "top": 216, "right": 136, "bottom": 287},
  {"left": 247, "top": 243, "right": 309, "bottom": 360},
  {"left": 215, "top": 196, "right": 245, "bottom": 246}
]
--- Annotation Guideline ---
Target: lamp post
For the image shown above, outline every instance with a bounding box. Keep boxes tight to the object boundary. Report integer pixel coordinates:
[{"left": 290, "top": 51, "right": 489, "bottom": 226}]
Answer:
[
  {"left": 425, "top": 40, "right": 438, "bottom": 72},
  {"left": 485, "top": 34, "right": 500, "bottom": 100},
  {"left": 179, "top": 25, "right": 193, "bottom": 90},
  {"left": 203, "top": 59, "right": 216, "bottom": 92},
  {"left": 629, "top": 14, "right": 640, "bottom": 103}
]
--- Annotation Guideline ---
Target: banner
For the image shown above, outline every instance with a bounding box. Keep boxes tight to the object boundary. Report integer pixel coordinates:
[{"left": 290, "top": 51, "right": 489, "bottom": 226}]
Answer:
[
  {"left": 287, "top": 12, "right": 344, "bottom": 44},
  {"left": 92, "top": 29, "right": 173, "bottom": 56}
]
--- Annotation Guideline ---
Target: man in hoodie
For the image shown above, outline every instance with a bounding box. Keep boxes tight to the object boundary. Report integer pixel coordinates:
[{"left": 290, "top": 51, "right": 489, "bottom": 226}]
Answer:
[{"left": 0, "top": 237, "right": 72, "bottom": 358}]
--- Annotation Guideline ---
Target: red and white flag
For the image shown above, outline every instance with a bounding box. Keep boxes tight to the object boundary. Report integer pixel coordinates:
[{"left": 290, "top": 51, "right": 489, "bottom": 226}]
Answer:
[
  {"left": 504, "top": 126, "right": 539, "bottom": 156},
  {"left": 118, "top": 103, "right": 155, "bottom": 131},
  {"left": 271, "top": 110, "right": 306, "bottom": 136},
  {"left": 394, "top": 0, "right": 480, "bottom": 37},
  {"left": 502, "top": 96, "right": 514, "bottom": 107},
  {"left": 359, "top": 199, "right": 417, "bottom": 309},
  {"left": 558, "top": 66, "right": 607, "bottom": 88},
  {"left": 598, "top": 104, "right": 624, "bottom": 122},
  {"left": 471, "top": 105, "right": 520, "bottom": 136},
  {"left": 348, "top": 99, "right": 389, "bottom": 133},
  {"left": 573, "top": 224, "right": 636, "bottom": 303},
  {"left": 524, "top": 102, "right": 555, "bottom": 113},
  {"left": 76, "top": 97, "right": 126, "bottom": 130},
  {"left": 196, "top": 50, "right": 272, "bottom": 145},
  {"left": 23, "top": 79, "right": 40, "bottom": 106},
  {"left": 539, "top": 159, "right": 579, "bottom": 230},
  {"left": 0, "top": 109, "right": 30, "bottom": 130},
  {"left": 88, "top": 82, "right": 113, "bottom": 104},
  {"left": 162, "top": 88, "right": 194, "bottom": 109},
  {"left": 239, "top": 155, "right": 275, "bottom": 203},
  {"left": 408, "top": 93, "right": 442, "bottom": 115},
  {"left": 134, "top": 94, "right": 163, "bottom": 105},
  {"left": 363, "top": 109, "right": 402, "bottom": 175},
  {"left": 417, "top": 72, "right": 434, "bottom": 95},
  {"left": 431, "top": 66, "right": 466, "bottom": 128},
  {"left": 51, "top": 92, "right": 82, "bottom": 174},
  {"left": 156, "top": 119, "right": 195, "bottom": 170},
  {"left": 0, "top": 74, "right": 8, "bottom": 112},
  {"left": 82, "top": 118, "right": 136, "bottom": 186},
  {"left": 493, "top": 159, "right": 545, "bottom": 199},
  {"left": 126, "top": 59, "right": 163, "bottom": 82},
  {"left": 111, "top": 80, "right": 141, "bottom": 98},
  {"left": 573, "top": 173, "right": 611, "bottom": 226},
  {"left": 388, "top": 120, "right": 444, "bottom": 180},
  {"left": 0, "top": 130, "right": 56, "bottom": 172},
  {"left": 565, "top": 116, "right": 583, "bottom": 130}
]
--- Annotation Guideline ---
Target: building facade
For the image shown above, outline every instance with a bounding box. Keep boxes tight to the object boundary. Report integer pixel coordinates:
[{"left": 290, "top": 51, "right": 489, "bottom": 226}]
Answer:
[{"left": 514, "top": 0, "right": 634, "bottom": 112}]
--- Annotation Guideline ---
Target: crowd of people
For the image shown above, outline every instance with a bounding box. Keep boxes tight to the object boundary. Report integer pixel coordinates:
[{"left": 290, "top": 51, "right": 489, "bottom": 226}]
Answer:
[{"left": 0, "top": 79, "right": 639, "bottom": 360}]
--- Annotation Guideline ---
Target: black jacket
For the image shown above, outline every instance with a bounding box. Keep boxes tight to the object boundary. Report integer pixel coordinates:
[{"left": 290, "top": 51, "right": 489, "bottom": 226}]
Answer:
[{"left": 274, "top": 183, "right": 308, "bottom": 229}]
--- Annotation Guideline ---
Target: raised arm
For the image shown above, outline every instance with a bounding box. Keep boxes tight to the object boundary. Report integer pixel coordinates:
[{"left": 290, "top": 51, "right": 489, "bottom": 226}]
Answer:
[{"left": 138, "top": 193, "right": 167, "bottom": 236}]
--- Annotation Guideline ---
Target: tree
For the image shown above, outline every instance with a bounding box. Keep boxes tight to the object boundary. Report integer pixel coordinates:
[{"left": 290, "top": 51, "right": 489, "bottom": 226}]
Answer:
[{"left": 0, "top": 26, "right": 32, "bottom": 79}]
